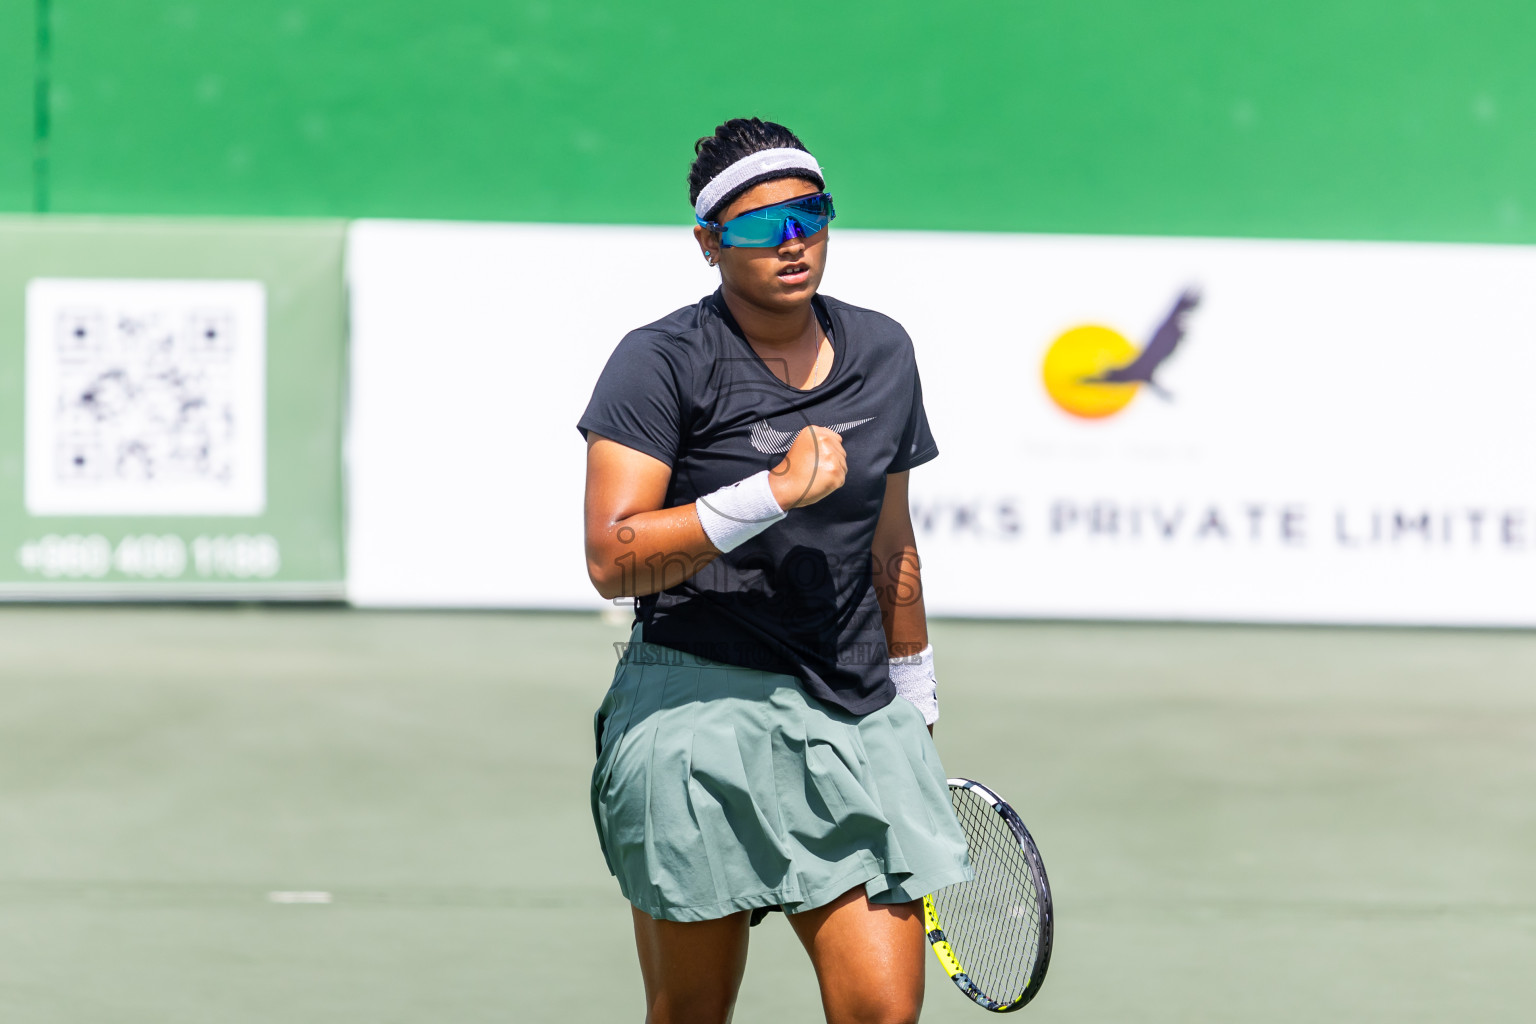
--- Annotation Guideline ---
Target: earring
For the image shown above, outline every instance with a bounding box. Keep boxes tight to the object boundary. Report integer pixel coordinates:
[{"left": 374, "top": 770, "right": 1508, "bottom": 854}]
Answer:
[{"left": 704, "top": 250, "right": 714, "bottom": 266}]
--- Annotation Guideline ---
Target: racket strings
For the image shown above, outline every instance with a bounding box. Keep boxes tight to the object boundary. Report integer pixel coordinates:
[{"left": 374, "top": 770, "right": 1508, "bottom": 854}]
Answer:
[
  {"left": 933, "top": 788, "right": 1043, "bottom": 1003},
  {"left": 950, "top": 796, "right": 1038, "bottom": 998}
]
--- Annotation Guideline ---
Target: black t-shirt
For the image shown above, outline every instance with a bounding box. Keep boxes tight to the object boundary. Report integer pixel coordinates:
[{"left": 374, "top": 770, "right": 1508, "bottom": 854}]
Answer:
[{"left": 577, "top": 289, "right": 938, "bottom": 716}]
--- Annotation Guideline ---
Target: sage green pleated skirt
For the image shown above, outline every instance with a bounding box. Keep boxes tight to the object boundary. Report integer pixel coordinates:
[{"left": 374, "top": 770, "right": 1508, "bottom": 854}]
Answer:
[{"left": 590, "top": 628, "right": 973, "bottom": 923}]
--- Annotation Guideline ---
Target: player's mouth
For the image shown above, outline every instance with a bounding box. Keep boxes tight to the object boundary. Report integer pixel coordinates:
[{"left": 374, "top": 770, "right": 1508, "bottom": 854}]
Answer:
[{"left": 777, "top": 263, "right": 810, "bottom": 285}]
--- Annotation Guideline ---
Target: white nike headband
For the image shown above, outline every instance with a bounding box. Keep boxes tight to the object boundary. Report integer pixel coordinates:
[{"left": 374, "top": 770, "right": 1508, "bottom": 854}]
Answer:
[{"left": 694, "top": 147, "right": 825, "bottom": 220}]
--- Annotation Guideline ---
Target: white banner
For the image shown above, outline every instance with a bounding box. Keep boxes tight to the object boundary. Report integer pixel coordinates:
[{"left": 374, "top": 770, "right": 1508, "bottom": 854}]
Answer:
[
  {"left": 346, "top": 221, "right": 712, "bottom": 608},
  {"left": 347, "top": 221, "right": 1536, "bottom": 624}
]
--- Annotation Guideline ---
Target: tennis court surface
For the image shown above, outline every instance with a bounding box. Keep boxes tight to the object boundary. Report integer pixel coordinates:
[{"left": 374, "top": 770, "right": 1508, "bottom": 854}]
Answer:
[{"left": 2, "top": 607, "right": 1533, "bottom": 1023}]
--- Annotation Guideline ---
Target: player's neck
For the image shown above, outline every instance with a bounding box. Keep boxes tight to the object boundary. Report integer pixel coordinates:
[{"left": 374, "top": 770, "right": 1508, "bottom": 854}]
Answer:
[{"left": 720, "top": 288, "right": 817, "bottom": 352}]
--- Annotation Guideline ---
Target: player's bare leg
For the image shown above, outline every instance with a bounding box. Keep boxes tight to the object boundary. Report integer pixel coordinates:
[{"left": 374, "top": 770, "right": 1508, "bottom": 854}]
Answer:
[
  {"left": 631, "top": 906, "right": 751, "bottom": 1024},
  {"left": 788, "top": 886, "right": 926, "bottom": 1024}
]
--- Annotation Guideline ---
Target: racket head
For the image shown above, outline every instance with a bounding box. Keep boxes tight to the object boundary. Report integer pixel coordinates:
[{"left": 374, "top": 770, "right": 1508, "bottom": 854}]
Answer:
[{"left": 924, "top": 777, "right": 1054, "bottom": 1012}]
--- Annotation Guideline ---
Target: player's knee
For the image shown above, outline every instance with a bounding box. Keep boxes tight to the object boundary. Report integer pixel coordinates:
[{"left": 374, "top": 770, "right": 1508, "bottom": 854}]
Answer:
[
  {"left": 825, "top": 989, "right": 922, "bottom": 1024},
  {"left": 645, "top": 990, "right": 737, "bottom": 1024},
  {"left": 852, "top": 1006, "right": 920, "bottom": 1024},
  {"left": 868, "top": 1002, "right": 921, "bottom": 1024}
]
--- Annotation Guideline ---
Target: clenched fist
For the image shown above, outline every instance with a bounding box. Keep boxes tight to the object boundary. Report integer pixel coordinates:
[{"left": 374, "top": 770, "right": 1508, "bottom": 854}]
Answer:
[{"left": 768, "top": 425, "right": 847, "bottom": 510}]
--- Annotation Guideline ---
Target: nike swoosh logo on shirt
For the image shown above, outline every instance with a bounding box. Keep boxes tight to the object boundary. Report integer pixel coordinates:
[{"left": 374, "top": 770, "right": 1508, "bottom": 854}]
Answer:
[{"left": 749, "top": 417, "right": 875, "bottom": 455}]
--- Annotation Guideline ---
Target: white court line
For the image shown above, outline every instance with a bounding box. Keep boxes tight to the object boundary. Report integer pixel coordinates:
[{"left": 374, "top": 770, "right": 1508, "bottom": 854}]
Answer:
[{"left": 267, "top": 891, "right": 333, "bottom": 904}]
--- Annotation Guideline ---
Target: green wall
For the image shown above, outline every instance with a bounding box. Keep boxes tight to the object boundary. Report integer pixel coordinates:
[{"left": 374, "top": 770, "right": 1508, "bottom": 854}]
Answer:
[
  {"left": 0, "top": 1, "right": 34, "bottom": 212},
  {"left": 6, "top": 2, "right": 1536, "bottom": 242}
]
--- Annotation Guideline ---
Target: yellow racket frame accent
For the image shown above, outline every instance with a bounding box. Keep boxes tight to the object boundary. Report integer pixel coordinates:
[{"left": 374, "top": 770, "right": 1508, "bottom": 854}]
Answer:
[
  {"left": 923, "top": 893, "right": 967, "bottom": 980},
  {"left": 924, "top": 890, "right": 1009, "bottom": 1012}
]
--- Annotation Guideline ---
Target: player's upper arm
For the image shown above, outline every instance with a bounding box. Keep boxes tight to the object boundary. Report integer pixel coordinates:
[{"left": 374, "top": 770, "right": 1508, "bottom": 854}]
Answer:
[{"left": 584, "top": 432, "right": 672, "bottom": 536}]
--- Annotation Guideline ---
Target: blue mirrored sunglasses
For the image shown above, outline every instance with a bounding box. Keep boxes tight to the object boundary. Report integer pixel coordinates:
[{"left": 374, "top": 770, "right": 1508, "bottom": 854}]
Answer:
[{"left": 697, "top": 192, "right": 836, "bottom": 248}]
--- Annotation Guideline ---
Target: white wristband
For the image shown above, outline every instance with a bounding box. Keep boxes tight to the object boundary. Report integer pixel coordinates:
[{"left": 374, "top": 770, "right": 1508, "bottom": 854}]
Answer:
[
  {"left": 695, "top": 470, "right": 787, "bottom": 553},
  {"left": 890, "top": 644, "right": 939, "bottom": 725}
]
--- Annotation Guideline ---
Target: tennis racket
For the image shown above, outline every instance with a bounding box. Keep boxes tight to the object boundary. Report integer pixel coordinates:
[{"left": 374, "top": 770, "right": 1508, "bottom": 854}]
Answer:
[{"left": 923, "top": 777, "right": 1054, "bottom": 1012}]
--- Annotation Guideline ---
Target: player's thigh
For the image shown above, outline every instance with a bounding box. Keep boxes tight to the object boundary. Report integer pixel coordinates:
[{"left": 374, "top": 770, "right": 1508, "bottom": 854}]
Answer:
[
  {"left": 631, "top": 906, "right": 751, "bottom": 1024},
  {"left": 787, "top": 887, "right": 926, "bottom": 1024}
]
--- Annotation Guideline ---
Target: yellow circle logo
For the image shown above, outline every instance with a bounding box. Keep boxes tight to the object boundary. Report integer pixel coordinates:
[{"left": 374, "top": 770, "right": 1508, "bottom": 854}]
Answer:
[
  {"left": 1041, "top": 325, "right": 1142, "bottom": 419},
  {"left": 1040, "top": 289, "right": 1202, "bottom": 420}
]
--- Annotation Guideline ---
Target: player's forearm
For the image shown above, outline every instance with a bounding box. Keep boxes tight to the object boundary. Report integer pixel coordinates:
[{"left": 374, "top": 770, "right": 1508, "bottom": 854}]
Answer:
[
  {"left": 873, "top": 538, "right": 928, "bottom": 658},
  {"left": 585, "top": 504, "right": 721, "bottom": 599}
]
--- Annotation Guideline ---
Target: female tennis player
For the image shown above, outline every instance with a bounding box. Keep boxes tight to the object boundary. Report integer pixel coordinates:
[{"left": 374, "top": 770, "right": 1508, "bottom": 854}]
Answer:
[{"left": 579, "top": 117, "right": 971, "bottom": 1024}]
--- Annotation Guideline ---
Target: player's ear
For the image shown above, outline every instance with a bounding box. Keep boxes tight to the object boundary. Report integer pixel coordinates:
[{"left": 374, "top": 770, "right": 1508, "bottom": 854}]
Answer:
[{"left": 693, "top": 223, "right": 722, "bottom": 265}]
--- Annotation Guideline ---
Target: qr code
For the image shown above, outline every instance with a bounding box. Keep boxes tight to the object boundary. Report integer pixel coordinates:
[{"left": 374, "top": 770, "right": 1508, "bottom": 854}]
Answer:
[{"left": 25, "top": 279, "right": 266, "bottom": 516}]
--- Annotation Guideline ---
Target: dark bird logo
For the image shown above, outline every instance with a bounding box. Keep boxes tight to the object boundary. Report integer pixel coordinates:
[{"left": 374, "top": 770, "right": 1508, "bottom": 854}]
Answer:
[{"left": 1041, "top": 288, "right": 1202, "bottom": 419}]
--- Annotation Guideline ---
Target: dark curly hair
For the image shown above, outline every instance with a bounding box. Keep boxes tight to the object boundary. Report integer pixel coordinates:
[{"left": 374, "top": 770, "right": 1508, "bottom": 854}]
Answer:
[{"left": 688, "top": 118, "right": 823, "bottom": 221}]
